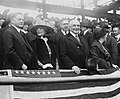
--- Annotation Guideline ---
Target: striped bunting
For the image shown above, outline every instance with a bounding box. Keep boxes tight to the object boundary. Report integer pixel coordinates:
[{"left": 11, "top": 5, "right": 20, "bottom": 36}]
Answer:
[
  {"left": 14, "top": 80, "right": 120, "bottom": 99},
  {"left": 13, "top": 69, "right": 120, "bottom": 99}
]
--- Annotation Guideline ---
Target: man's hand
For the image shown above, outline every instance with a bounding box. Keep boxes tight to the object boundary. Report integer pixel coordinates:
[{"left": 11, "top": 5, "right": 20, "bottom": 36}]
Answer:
[
  {"left": 22, "top": 64, "right": 28, "bottom": 70},
  {"left": 37, "top": 60, "right": 44, "bottom": 66},
  {"left": 72, "top": 66, "right": 81, "bottom": 74},
  {"left": 112, "top": 64, "right": 119, "bottom": 69},
  {"left": 43, "top": 63, "right": 53, "bottom": 69}
]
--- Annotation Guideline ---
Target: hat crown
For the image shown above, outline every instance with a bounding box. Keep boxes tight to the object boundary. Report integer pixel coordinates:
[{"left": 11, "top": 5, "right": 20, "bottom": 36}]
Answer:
[{"left": 81, "top": 19, "right": 91, "bottom": 27}]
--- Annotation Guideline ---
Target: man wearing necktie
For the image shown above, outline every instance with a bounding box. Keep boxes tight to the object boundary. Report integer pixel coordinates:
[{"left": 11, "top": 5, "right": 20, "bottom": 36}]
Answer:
[
  {"left": 2, "top": 12, "right": 34, "bottom": 70},
  {"left": 55, "top": 19, "right": 70, "bottom": 69},
  {"left": 59, "top": 19, "right": 89, "bottom": 74}
]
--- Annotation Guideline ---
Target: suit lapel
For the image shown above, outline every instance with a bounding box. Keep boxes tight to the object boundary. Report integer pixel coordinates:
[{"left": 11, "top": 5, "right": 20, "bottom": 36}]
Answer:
[
  {"left": 20, "top": 31, "right": 33, "bottom": 52},
  {"left": 67, "top": 33, "right": 82, "bottom": 46},
  {"left": 11, "top": 26, "right": 33, "bottom": 52},
  {"left": 92, "top": 41, "right": 106, "bottom": 54}
]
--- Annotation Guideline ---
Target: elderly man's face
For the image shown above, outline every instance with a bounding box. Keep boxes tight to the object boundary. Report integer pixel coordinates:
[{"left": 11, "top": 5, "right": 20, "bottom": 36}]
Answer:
[
  {"left": 11, "top": 14, "right": 24, "bottom": 28},
  {"left": 61, "top": 20, "right": 69, "bottom": 31},
  {"left": 70, "top": 20, "right": 80, "bottom": 34}
]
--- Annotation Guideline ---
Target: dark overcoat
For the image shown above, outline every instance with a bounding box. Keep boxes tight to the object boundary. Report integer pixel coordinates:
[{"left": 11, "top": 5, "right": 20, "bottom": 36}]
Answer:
[
  {"left": 58, "top": 33, "right": 89, "bottom": 69},
  {"left": 2, "top": 26, "right": 33, "bottom": 69}
]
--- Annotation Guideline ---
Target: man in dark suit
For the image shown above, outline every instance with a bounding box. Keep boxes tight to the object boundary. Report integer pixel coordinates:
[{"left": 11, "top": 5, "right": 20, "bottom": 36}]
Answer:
[
  {"left": 2, "top": 12, "right": 34, "bottom": 70},
  {"left": 0, "top": 20, "right": 10, "bottom": 69},
  {"left": 54, "top": 19, "right": 69, "bottom": 69},
  {"left": 59, "top": 19, "right": 89, "bottom": 74},
  {"left": 81, "top": 19, "right": 94, "bottom": 49}
]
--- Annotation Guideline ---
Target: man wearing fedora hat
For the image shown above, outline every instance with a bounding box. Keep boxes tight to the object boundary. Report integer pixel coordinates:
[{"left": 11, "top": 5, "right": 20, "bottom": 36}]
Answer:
[
  {"left": 54, "top": 19, "right": 70, "bottom": 69},
  {"left": 81, "top": 19, "right": 94, "bottom": 49}
]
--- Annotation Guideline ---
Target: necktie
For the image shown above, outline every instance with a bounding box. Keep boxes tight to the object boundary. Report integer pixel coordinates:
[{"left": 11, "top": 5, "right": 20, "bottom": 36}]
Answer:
[
  {"left": 64, "top": 31, "right": 67, "bottom": 35},
  {"left": 80, "top": 31, "right": 84, "bottom": 36},
  {"left": 75, "top": 34, "right": 80, "bottom": 42}
]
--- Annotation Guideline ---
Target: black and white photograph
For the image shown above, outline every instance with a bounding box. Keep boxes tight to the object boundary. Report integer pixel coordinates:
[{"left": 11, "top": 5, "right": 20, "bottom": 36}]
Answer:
[{"left": 0, "top": 0, "right": 120, "bottom": 99}]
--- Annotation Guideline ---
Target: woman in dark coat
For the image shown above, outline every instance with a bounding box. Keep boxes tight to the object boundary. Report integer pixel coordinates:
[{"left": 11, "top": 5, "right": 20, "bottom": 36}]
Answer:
[
  {"left": 87, "top": 27, "right": 118, "bottom": 74},
  {"left": 26, "top": 25, "right": 56, "bottom": 69}
]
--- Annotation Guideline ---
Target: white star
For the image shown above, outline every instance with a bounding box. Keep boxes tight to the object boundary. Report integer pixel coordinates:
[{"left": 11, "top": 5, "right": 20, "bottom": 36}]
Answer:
[
  {"left": 31, "top": 71, "right": 35, "bottom": 74},
  {"left": 15, "top": 70, "right": 19, "bottom": 74},
  {"left": 20, "top": 71, "right": 24, "bottom": 74},
  {"left": 42, "top": 71, "right": 45, "bottom": 74},
  {"left": 26, "top": 71, "right": 29, "bottom": 74},
  {"left": 37, "top": 71, "right": 40, "bottom": 74},
  {"left": 52, "top": 71, "right": 55, "bottom": 74},
  {"left": 47, "top": 71, "right": 51, "bottom": 74}
]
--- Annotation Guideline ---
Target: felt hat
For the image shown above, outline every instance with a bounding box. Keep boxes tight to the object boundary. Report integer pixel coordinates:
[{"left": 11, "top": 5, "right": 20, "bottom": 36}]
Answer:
[{"left": 81, "top": 19, "right": 92, "bottom": 28}]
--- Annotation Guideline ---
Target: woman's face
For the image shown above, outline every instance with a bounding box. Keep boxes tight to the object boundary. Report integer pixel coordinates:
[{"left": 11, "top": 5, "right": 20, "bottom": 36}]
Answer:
[{"left": 36, "top": 28, "right": 45, "bottom": 36}]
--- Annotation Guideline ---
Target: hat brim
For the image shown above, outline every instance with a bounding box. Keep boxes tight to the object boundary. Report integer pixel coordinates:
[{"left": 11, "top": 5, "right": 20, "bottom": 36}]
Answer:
[{"left": 31, "top": 25, "right": 54, "bottom": 35}]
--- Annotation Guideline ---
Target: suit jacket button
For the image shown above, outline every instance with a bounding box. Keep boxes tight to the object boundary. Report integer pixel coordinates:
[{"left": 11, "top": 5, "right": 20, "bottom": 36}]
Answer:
[{"left": 77, "top": 46, "right": 79, "bottom": 48}]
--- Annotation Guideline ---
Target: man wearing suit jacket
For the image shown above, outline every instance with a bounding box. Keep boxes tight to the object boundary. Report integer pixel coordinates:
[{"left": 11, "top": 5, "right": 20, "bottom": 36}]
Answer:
[
  {"left": 59, "top": 19, "right": 89, "bottom": 74},
  {"left": 55, "top": 19, "right": 69, "bottom": 69},
  {"left": 0, "top": 20, "right": 10, "bottom": 69},
  {"left": 2, "top": 12, "right": 33, "bottom": 70},
  {"left": 81, "top": 20, "right": 94, "bottom": 49}
]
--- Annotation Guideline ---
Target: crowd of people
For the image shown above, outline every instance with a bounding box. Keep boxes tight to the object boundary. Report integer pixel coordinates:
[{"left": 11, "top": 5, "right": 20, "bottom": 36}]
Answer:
[{"left": 0, "top": 11, "right": 120, "bottom": 75}]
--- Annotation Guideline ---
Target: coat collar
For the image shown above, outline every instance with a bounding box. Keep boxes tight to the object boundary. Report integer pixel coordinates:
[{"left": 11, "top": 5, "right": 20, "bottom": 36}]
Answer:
[
  {"left": 11, "top": 26, "right": 33, "bottom": 52},
  {"left": 11, "top": 24, "right": 21, "bottom": 33},
  {"left": 92, "top": 40, "right": 106, "bottom": 54},
  {"left": 67, "top": 33, "right": 82, "bottom": 46}
]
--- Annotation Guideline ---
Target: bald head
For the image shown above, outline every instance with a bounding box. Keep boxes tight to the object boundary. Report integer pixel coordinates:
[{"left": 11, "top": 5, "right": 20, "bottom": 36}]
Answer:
[{"left": 10, "top": 12, "right": 24, "bottom": 28}]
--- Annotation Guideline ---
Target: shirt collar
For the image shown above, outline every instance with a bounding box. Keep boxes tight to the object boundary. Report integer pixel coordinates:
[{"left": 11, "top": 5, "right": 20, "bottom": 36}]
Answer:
[
  {"left": 70, "top": 31, "right": 78, "bottom": 38},
  {"left": 84, "top": 29, "right": 89, "bottom": 35},
  {"left": 61, "top": 29, "right": 69, "bottom": 35},
  {"left": 12, "top": 24, "right": 21, "bottom": 33},
  {"left": 20, "top": 29, "right": 28, "bottom": 34}
]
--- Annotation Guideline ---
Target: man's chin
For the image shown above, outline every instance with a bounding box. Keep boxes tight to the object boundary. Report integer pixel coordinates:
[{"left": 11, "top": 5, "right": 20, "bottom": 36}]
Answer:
[
  {"left": 18, "top": 25, "right": 24, "bottom": 29},
  {"left": 72, "top": 31, "right": 79, "bottom": 34},
  {"left": 17, "top": 26, "right": 23, "bottom": 29}
]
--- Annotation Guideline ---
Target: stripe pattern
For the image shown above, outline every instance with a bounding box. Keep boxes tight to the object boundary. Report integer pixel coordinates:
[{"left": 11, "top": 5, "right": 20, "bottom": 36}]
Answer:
[
  {"left": 14, "top": 80, "right": 120, "bottom": 99},
  {"left": 13, "top": 69, "right": 120, "bottom": 99}
]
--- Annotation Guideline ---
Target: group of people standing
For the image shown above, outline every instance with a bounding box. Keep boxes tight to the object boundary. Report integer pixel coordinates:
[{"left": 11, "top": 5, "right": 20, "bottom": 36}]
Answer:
[{"left": 0, "top": 12, "right": 120, "bottom": 75}]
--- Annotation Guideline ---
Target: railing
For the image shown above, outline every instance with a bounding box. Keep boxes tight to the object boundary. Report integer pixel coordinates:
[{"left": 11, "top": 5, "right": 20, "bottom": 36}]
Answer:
[
  {"left": 0, "top": 69, "right": 119, "bottom": 99},
  {"left": 0, "top": 69, "right": 119, "bottom": 84}
]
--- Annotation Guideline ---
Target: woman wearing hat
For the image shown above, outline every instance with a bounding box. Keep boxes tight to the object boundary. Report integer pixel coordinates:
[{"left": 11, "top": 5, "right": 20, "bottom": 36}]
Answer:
[
  {"left": 86, "top": 27, "right": 118, "bottom": 74},
  {"left": 26, "top": 25, "right": 56, "bottom": 69}
]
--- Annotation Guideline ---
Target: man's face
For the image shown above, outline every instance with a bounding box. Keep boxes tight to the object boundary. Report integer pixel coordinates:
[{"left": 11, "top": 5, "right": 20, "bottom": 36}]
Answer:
[
  {"left": 81, "top": 26, "right": 86, "bottom": 32},
  {"left": 23, "top": 24, "right": 29, "bottom": 31},
  {"left": 12, "top": 14, "right": 24, "bottom": 28},
  {"left": 61, "top": 20, "right": 69, "bottom": 31},
  {"left": 113, "top": 27, "right": 120, "bottom": 36},
  {"left": 70, "top": 20, "right": 80, "bottom": 34}
]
